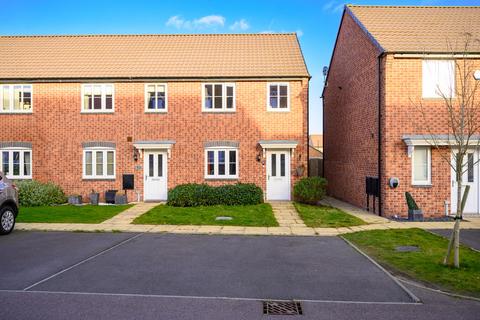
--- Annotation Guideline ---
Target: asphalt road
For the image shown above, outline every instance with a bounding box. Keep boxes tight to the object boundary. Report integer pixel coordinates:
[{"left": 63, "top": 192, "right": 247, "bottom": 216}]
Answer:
[
  {"left": 1, "top": 231, "right": 479, "bottom": 319},
  {"left": 429, "top": 229, "right": 480, "bottom": 251}
]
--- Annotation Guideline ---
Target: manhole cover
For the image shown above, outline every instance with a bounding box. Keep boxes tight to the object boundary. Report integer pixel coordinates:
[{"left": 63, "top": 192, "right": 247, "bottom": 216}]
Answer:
[
  {"left": 215, "top": 216, "right": 233, "bottom": 221},
  {"left": 263, "top": 300, "right": 303, "bottom": 316},
  {"left": 395, "top": 245, "right": 420, "bottom": 252}
]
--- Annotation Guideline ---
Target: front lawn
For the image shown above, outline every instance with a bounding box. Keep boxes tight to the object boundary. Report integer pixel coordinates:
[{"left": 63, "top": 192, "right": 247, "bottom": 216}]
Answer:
[
  {"left": 293, "top": 202, "right": 366, "bottom": 228},
  {"left": 133, "top": 203, "right": 278, "bottom": 227},
  {"left": 18, "top": 205, "right": 133, "bottom": 224},
  {"left": 344, "top": 229, "right": 480, "bottom": 297}
]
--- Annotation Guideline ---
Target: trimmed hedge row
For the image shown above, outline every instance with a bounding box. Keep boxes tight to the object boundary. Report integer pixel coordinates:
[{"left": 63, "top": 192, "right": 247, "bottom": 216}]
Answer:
[
  {"left": 17, "top": 180, "right": 67, "bottom": 207},
  {"left": 293, "top": 177, "right": 327, "bottom": 204},
  {"left": 167, "top": 183, "right": 264, "bottom": 207}
]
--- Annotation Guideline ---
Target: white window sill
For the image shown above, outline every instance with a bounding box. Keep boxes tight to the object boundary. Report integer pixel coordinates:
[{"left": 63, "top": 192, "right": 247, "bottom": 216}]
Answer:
[
  {"left": 0, "top": 111, "right": 33, "bottom": 114},
  {"left": 412, "top": 183, "right": 432, "bottom": 187},
  {"left": 81, "top": 111, "right": 115, "bottom": 114},
  {"left": 267, "top": 108, "right": 290, "bottom": 112},
  {"left": 204, "top": 176, "right": 239, "bottom": 180},
  {"left": 202, "top": 110, "right": 236, "bottom": 113},
  {"left": 82, "top": 177, "right": 116, "bottom": 180},
  {"left": 6, "top": 176, "right": 32, "bottom": 180},
  {"left": 145, "top": 110, "right": 167, "bottom": 113}
]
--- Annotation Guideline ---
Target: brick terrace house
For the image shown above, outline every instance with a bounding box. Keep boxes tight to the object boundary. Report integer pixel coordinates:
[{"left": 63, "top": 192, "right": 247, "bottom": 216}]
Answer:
[
  {"left": 0, "top": 34, "right": 309, "bottom": 202},
  {"left": 323, "top": 6, "right": 480, "bottom": 217}
]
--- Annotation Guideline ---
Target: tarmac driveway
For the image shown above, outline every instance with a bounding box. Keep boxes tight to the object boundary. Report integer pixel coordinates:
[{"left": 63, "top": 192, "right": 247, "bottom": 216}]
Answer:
[
  {"left": 429, "top": 229, "right": 480, "bottom": 251},
  {"left": 0, "top": 231, "right": 414, "bottom": 303}
]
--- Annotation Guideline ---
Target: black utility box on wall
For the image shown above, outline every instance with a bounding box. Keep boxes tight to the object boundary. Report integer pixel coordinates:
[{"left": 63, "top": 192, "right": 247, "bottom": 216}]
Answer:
[{"left": 123, "top": 174, "right": 134, "bottom": 190}]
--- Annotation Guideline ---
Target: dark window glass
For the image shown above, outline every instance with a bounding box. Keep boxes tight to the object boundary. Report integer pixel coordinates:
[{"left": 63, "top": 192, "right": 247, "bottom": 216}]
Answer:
[
  {"left": 280, "top": 97, "right": 288, "bottom": 108},
  {"left": 280, "top": 85, "right": 288, "bottom": 96},
  {"left": 85, "top": 151, "right": 92, "bottom": 175},
  {"left": 226, "top": 97, "right": 233, "bottom": 109},
  {"left": 207, "top": 151, "right": 215, "bottom": 175},
  {"left": 218, "top": 151, "right": 225, "bottom": 175},
  {"left": 23, "top": 89, "right": 32, "bottom": 110},
  {"left": 24, "top": 151, "right": 31, "bottom": 176},
  {"left": 84, "top": 85, "right": 92, "bottom": 110},
  {"left": 105, "top": 95, "right": 113, "bottom": 109},
  {"left": 229, "top": 150, "right": 236, "bottom": 175},
  {"left": 2, "top": 151, "right": 9, "bottom": 174},
  {"left": 214, "top": 84, "right": 223, "bottom": 109},
  {"left": 270, "top": 97, "right": 278, "bottom": 108},
  {"left": 270, "top": 85, "right": 278, "bottom": 96},
  {"left": 280, "top": 154, "right": 286, "bottom": 177},
  {"left": 468, "top": 153, "right": 474, "bottom": 183},
  {"left": 13, "top": 151, "right": 20, "bottom": 176},
  {"left": 157, "top": 92, "right": 165, "bottom": 109},
  {"left": 271, "top": 154, "right": 277, "bottom": 177},
  {"left": 205, "top": 85, "right": 213, "bottom": 109},
  {"left": 93, "top": 85, "right": 102, "bottom": 110},
  {"left": 149, "top": 154, "right": 154, "bottom": 177},
  {"left": 158, "top": 154, "right": 163, "bottom": 177}
]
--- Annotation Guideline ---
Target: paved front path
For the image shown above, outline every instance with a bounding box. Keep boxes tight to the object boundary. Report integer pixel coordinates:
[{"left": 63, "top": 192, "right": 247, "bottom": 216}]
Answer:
[
  {"left": 15, "top": 197, "right": 480, "bottom": 235},
  {"left": 270, "top": 201, "right": 307, "bottom": 227}
]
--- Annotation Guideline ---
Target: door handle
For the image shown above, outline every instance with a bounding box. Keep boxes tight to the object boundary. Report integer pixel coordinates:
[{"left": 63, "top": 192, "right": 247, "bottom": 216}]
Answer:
[{"left": 145, "top": 175, "right": 148, "bottom": 181}]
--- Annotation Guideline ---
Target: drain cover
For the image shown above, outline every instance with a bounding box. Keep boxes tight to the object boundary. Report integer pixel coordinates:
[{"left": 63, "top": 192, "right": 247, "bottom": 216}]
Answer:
[
  {"left": 395, "top": 245, "right": 420, "bottom": 252},
  {"left": 215, "top": 216, "right": 233, "bottom": 221},
  {"left": 263, "top": 300, "right": 303, "bottom": 316}
]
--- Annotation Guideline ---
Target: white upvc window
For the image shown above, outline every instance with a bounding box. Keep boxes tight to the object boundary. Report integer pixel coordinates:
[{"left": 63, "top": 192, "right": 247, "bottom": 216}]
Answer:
[
  {"left": 267, "top": 83, "right": 290, "bottom": 111},
  {"left": 0, "top": 84, "right": 33, "bottom": 113},
  {"left": 422, "top": 60, "right": 455, "bottom": 99},
  {"left": 83, "top": 148, "right": 116, "bottom": 179},
  {"left": 145, "top": 83, "right": 168, "bottom": 112},
  {"left": 0, "top": 149, "right": 32, "bottom": 179},
  {"left": 81, "top": 84, "right": 114, "bottom": 112},
  {"left": 202, "top": 83, "right": 236, "bottom": 112},
  {"left": 205, "top": 148, "right": 238, "bottom": 179},
  {"left": 412, "top": 146, "right": 431, "bottom": 185}
]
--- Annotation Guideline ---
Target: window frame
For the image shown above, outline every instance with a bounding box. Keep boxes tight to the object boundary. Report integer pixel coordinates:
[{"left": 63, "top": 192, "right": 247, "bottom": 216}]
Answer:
[
  {"left": 144, "top": 83, "right": 168, "bottom": 113},
  {"left": 411, "top": 146, "right": 432, "bottom": 186},
  {"left": 0, "top": 148, "right": 32, "bottom": 180},
  {"left": 267, "top": 82, "right": 290, "bottom": 112},
  {"left": 81, "top": 83, "right": 115, "bottom": 113},
  {"left": 0, "top": 84, "right": 33, "bottom": 113},
  {"left": 422, "top": 60, "right": 455, "bottom": 99},
  {"left": 82, "top": 148, "right": 116, "bottom": 180},
  {"left": 204, "top": 147, "right": 239, "bottom": 179},
  {"left": 201, "top": 83, "right": 236, "bottom": 112}
]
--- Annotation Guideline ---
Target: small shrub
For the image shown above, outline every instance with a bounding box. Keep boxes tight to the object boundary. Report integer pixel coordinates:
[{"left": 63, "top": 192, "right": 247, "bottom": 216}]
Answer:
[
  {"left": 167, "top": 183, "right": 263, "bottom": 207},
  {"left": 17, "top": 180, "right": 67, "bottom": 207},
  {"left": 293, "top": 177, "right": 327, "bottom": 204},
  {"left": 405, "top": 192, "right": 420, "bottom": 210}
]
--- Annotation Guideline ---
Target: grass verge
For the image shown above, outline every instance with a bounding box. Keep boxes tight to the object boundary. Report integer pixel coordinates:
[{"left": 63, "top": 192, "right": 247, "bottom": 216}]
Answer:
[
  {"left": 293, "top": 202, "right": 366, "bottom": 228},
  {"left": 18, "top": 205, "right": 134, "bottom": 224},
  {"left": 344, "top": 228, "right": 480, "bottom": 297},
  {"left": 133, "top": 203, "right": 278, "bottom": 227}
]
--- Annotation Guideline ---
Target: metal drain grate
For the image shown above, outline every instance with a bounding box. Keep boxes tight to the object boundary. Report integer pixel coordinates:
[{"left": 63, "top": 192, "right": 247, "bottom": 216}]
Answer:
[{"left": 263, "top": 300, "right": 303, "bottom": 316}]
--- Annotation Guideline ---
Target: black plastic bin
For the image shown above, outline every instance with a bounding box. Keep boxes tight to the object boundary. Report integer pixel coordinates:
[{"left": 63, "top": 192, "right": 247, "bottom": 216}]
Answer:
[{"left": 105, "top": 190, "right": 118, "bottom": 204}]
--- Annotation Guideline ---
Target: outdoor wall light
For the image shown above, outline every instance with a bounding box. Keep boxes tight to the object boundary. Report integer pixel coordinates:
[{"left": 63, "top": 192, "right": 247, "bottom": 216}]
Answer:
[
  {"left": 474, "top": 70, "right": 480, "bottom": 80},
  {"left": 133, "top": 147, "right": 139, "bottom": 162}
]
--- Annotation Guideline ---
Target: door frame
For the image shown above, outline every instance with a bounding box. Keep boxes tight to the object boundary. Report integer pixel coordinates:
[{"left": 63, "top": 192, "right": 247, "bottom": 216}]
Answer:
[
  {"left": 450, "top": 148, "right": 479, "bottom": 215},
  {"left": 265, "top": 149, "right": 291, "bottom": 201},
  {"left": 143, "top": 150, "right": 168, "bottom": 201}
]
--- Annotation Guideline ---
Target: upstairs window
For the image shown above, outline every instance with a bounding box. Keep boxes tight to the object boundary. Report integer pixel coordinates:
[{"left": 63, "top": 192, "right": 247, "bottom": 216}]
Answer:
[
  {"left": 205, "top": 148, "right": 238, "bottom": 179},
  {"left": 0, "top": 84, "right": 32, "bottom": 113},
  {"left": 82, "top": 84, "right": 114, "bottom": 112},
  {"left": 268, "top": 83, "right": 290, "bottom": 111},
  {"left": 0, "top": 149, "right": 32, "bottom": 179},
  {"left": 422, "top": 60, "right": 455, "bottom": 98},
  {"left": 83, "top": 148, "right": 115, "bottom": 179},
  {"left": 202, "top": 83, "right": 235, "bottom": 112},
  {"left": 145, "top": 84, "right": 167, "bottom": 112}
]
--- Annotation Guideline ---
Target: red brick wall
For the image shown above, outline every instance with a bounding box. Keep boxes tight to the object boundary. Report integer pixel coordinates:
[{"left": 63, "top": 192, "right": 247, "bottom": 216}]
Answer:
[
  {"left": 383, "top": 56, "right": 480, "bottom": 217},
  {"left": 0, "top": 80, "right": 308, "bottom": 201},
  {"left": 323, "top": 13, "right": 381, "bottom": 210}
]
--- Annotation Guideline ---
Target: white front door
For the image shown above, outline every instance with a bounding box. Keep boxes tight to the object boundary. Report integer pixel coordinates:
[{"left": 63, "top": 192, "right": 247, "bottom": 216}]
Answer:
[
  {"left": 266, "top": 150, "right": 291, "bottom": 200},
  {"left": 144, "top": 151, "right": 167, "bottom": 201},
  {"left": 451, "top": 150, "right": 478, "bottom": 214}
]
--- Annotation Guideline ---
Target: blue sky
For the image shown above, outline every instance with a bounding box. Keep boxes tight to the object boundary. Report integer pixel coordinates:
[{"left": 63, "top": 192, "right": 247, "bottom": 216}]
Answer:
[{"left": 1, "top": 0, "right": 479, "bottom": 133}]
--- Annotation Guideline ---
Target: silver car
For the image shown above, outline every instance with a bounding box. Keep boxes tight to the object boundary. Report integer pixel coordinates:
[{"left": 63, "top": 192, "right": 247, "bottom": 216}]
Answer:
[{"left": 0, "top": 172, "right": 19, "bottom": 235}]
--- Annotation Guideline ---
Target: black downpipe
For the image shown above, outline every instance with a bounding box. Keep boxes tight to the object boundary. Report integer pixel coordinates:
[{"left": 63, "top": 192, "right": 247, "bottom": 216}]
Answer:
[{"left": 377, "top": 53, "right": 384, "bottom": 216}]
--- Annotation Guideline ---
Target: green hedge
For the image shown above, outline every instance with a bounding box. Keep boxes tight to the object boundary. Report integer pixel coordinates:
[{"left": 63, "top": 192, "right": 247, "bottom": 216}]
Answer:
[
  {"left": 167, "top": 183, "right": 264, "bottom": 207},
  {"left": 17, "top": 180, "right": 67, "bottom": 207},
  {"left": 293, "top": 177, "right": 327, "bottom": 204}
]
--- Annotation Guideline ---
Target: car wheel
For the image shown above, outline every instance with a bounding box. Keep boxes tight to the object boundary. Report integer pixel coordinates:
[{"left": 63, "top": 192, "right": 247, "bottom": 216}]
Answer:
[{"left": 0, "top": 206, "right": 16, "bottom": 235}]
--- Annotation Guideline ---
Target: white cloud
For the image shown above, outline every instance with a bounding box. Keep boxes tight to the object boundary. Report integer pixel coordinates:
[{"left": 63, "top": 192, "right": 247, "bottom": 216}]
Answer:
[
  {"left": 259, "top": 30, "right": 275, "bottom": 34},
  {"left": 165, "top": 15, "right": 226, "bottom": 30},
  {"left": 322, "top": 1, "right": 344, "bottom": 13},
  {"left": 296, "top": 29, "right": 304, "bottom": 37},
  {"left": 230, "top": 19, "right": 250, "bottom": 31}
]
